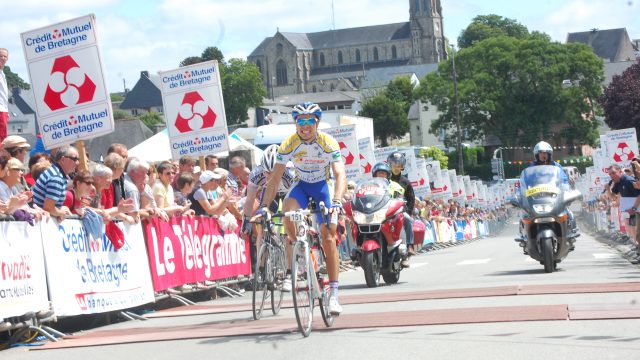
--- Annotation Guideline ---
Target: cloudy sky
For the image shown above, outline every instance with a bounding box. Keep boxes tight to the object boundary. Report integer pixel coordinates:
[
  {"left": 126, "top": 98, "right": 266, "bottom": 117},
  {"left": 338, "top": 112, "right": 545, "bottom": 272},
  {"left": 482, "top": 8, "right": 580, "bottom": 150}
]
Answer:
[{"left": 2, "top": 0, "right": 638, "bottom": 93}]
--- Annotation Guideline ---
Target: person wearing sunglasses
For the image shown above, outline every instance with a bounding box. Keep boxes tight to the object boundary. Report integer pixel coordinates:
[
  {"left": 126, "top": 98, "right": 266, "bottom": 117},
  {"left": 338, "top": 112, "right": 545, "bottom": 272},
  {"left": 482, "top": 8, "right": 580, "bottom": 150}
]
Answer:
[
  {"left": 260, "top": 101, "right": 347, "bottom": 315},
  {"left": 153, "top": 161, "right": 193, "bottom": 216},
  {"left": 2, "top": 135, "right": 32, "bottom": 192},
  {"left": 32, "top": 145, "right": 79, "bottom": 221},
  {"left": 62, "top": 169, "right": 95, "bottom": 216}
]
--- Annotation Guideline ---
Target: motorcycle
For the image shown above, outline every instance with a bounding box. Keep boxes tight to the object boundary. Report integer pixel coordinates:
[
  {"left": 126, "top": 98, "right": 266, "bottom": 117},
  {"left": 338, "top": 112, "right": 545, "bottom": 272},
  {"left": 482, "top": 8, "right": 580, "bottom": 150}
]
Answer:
[
  {"left": 344, "top": 178, "right": 405, "bottom": 287},
  {"left": 511, "top": 165, "right": 582, "bottom": 273}
]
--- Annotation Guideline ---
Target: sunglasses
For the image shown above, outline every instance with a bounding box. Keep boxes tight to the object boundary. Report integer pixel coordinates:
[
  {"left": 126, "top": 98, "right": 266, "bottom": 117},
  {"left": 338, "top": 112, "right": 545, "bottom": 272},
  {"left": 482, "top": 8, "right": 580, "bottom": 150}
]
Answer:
[
  {"left": 296, "top": 117, "right": 317, "bottom": 126},
  {"left": 9, "top": 167, "right": 24, "bottom": 172},
  {"left": 65, "top": 156, "right": 80, "bottom": 162},
  {"left": 82, "top": 180, "right": 94, "bottom": 185},
  {"left": 163, "top": 171, "right": 176, "bottom": 176}
]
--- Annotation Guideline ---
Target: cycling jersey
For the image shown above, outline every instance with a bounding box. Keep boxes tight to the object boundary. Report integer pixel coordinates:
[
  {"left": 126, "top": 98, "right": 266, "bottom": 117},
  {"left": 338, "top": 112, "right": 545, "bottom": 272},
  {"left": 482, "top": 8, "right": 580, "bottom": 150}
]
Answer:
[
  {"left": 247, "top": 164, "right": 295, "bottom": 195},
  {"left": 276, "top": 131, "right": 342, "bottom": 183}
]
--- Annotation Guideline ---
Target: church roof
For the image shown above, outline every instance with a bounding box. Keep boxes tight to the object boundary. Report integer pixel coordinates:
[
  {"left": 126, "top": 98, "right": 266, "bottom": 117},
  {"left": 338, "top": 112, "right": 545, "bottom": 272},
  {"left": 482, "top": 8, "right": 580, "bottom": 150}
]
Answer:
[{"left": 566, "top": 28, "right": 637, "bottom": 62}]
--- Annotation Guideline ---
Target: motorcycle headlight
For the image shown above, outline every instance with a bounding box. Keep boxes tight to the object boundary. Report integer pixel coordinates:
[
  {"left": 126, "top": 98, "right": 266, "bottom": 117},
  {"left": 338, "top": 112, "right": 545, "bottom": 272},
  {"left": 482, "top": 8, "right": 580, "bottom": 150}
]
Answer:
[
  {"left": 532, "top": 204, "right": 554, "bottom": 214},
  {"left": 353, "top": 209, "right": 386, "bottom": 224}
]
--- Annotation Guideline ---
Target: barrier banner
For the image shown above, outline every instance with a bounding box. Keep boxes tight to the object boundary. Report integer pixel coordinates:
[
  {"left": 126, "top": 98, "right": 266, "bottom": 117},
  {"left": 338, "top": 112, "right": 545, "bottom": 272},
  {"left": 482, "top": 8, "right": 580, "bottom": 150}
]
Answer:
[
  {"left": 144, "top": 216, "right": 250, "bottom": 291},
  {"left": 42, "top": 220, "right": 155, "bottom": 316},
  {"left": 0, "top": 221, "right": 49, "bottom": 319}
]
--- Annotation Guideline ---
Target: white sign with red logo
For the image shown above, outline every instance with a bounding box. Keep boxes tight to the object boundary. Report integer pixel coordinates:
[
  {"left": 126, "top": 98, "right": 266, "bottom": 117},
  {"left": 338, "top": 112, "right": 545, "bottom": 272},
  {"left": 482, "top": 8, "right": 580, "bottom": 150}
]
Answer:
[
  {"left": 323, "top": 125, "right": 361, "bottom": 180},
  {"left": 358, "top": 137, "right": 375, "bottom": 179},
  {"left": 463, "top": 175, "right": 475, "bottom": 203},
  {"left": 592, "top": 147, "right": 610, "bottom": 183},
  {"left": 448, "top": 169, "right": 461, "bottom": 199},
  {"left": 605, "top": 128, "right": 638, "bottom": 169},
  {"left": 21, "top": 14, "right": 113, "bottom": 148},
  {"left": 457, "top": 175, "right": 467, "bottom": 203},
  {"left": 440, "top": 169, "right": 453, "bottom": 200},
  {"left": 374, "top": 146, "right": 397, "bottom": 164},
  {"left": 414, "top": 158, "right": 431, "bottom": 198},
  {"left": 160, "top": 60, "right": 230, "bottom": 159},
  {"left": 426, "top": 160, "right": 446, "bottom": 198}
]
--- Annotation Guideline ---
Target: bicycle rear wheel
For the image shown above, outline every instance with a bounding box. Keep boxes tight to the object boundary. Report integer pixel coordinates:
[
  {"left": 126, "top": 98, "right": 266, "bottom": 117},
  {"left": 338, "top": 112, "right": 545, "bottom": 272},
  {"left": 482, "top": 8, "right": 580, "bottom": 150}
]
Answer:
[
  {"left": 292, "top": 241, "right": 313, "bottom": 337},
  {"left": 252, "top": 245, "right": 270, "bottom": 320},
  {"left": 271, "top": 240, "right": 286, "bottom": 315}
]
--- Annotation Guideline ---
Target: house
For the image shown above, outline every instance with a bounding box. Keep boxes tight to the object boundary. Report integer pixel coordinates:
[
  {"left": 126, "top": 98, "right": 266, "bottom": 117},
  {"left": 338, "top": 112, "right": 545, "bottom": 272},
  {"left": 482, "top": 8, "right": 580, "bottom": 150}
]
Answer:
[
  {"left": 566, "top": 28, "right": 637, "bottom": 63},
  {"left": 118, "top": 71, "right": 164, "bottom": 117}
]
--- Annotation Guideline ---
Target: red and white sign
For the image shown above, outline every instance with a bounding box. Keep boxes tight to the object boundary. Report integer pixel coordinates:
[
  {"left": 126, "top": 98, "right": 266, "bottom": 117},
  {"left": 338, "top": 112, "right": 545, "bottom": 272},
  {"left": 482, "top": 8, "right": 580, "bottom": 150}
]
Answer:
[
  {"left": 605, "top": 128, "right": 638, "bottom": 168},
  {"left": 448, "top": 169, "right": 461, "bottom": 198},
  {"left": 426, "top": 160, "right": 446, "bottom": 198},
  {"left": 358, "top": 137, "right": 375, "bottom": 179},
  {"left": 143, "top": 216, "right": 250, "bottom": 291},
  {"left": 413, "top": 157, "right": 431, "bottom": 198},
  {"left": 374, "top": 146, "right": 397, "bottom": 164},
  {"left": 323, "top": 125, "right": 361, "bottom": 180},
  {"left": 21, "top": 14, "right": 113, "bottom": 148},
  {"left": 160, "top": 61, "right": 230, "bottom": 159},
  {"left": 440, "top": 169, "right": 453, "bottom": 200}
]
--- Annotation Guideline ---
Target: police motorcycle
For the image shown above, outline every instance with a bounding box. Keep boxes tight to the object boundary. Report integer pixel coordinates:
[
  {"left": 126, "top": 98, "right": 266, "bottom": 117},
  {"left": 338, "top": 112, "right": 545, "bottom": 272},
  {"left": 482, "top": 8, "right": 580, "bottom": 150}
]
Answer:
[
  {"left": 511, "top": 165, "right": 582, "bottom": 273},
  {"left": 344, "top": 177, "right": 406, "bottom": 287}
]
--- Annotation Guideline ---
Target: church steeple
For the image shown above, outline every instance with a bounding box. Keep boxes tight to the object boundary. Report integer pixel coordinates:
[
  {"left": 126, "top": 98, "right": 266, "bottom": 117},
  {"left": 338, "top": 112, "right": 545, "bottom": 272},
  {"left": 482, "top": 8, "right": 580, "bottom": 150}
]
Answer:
[{"left": 409, "top": 0, "right": 446, "bottom": 64}]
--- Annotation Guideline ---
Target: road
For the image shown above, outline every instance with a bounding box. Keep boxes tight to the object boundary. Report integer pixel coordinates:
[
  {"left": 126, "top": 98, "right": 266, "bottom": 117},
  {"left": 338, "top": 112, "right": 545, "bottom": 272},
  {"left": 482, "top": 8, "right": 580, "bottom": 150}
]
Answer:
[{"left": 4, "top": 216, "right": 640, "bottom": 360}]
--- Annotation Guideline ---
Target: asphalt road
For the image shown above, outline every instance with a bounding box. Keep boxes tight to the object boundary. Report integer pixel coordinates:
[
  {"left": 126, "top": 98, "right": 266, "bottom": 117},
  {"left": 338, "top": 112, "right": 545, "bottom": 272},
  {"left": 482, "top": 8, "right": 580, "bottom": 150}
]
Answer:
[{"left": 3, "top": 215, "right": 640, "bottom": 360}]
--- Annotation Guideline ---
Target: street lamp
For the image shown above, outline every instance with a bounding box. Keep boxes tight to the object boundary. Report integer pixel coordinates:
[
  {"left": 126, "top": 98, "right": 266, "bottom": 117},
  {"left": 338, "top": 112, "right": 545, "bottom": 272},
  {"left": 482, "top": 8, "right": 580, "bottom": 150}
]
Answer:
[{"left": 451, "top": 45, "right": 464, "bottom": 175}]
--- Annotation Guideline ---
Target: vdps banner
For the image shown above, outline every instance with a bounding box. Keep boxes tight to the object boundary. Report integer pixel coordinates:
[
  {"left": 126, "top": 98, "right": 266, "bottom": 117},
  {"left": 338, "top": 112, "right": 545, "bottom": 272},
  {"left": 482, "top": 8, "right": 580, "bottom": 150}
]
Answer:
[
  {"left": 144, "top": 216, "right": 250, "bottom": 291},
  {"left": 159, "top": 61, "right": 230, "bottom": 159},
  {"left": 21, "top": 14, "right": 114, "bottom": 149}
]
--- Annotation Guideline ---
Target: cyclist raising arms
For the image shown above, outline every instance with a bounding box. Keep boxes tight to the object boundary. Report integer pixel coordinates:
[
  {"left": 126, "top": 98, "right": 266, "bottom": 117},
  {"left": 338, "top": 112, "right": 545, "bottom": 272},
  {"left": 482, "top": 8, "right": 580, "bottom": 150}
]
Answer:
[{"left": 260, "top": 102, "right": 346, "bottom": 315}]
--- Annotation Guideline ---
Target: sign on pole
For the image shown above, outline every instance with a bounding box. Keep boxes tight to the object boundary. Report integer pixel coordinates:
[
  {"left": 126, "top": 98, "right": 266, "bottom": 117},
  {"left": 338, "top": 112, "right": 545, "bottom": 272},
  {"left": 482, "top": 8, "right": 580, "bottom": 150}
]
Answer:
[
  {"left": 160, "top": 61, "right": 230, "bottom": 159},
  {"left": 358, "top": 137, "right": 375, "bottom": 180},
  {"left": 324, "top": 125, "right": 361, "bottom": 180},
  {"left": 374, "top": 146, "right": 397, "bottom": 164},
  {"left": 605, "top": 128, "right": 638, "bottom": 169},
  {"left": 414, "top": 158, "right": 432, "bottom": 198},
  {"left": 21, "top": 14, "right": 114, "bottom": 149}
]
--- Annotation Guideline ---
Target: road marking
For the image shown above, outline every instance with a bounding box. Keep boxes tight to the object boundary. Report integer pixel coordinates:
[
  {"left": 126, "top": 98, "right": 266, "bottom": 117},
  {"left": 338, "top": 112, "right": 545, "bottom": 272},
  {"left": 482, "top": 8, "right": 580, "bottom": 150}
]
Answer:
[
  {"left": 592, "top": 253, "right": 619, "bottom": 259},
  {"left": 457, "top": 258, "right": 491, "bottom": 265},
  {"left": 525, "top": 257, "right": 537, "bottom": 262},
  {"left": 410, "top": 262, "right": 429, "bottom": 268}
]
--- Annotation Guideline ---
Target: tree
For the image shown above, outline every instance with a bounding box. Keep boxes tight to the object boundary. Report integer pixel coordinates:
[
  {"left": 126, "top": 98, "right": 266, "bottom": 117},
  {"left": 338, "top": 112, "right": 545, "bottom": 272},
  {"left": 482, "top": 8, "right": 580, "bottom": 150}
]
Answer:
[
  {"left": 220, "top": 58, "right": 267, "bottom": 125},
  {"left": 112, "top": 109, "right": 129, "bottom": 120},
  {"left": 418, "top": 146, "right": 448, "bottom": 169},
  {"left": 201, "top": 47, "right": 224, "bottom": 63},
  {"left": 179, "top": 56, "right": 203, "bottom": 67},
  {"left": 3, "top": 66, "right": 30, "bottom": 90},
  {"left": 599, "top": 59, "right": 640, "bottom": 133},
  {"left": 384, "top": 76, "right": 415, "bottom": 114},
  {"left": 140, "top": 112, "right": 164, "bottom": 130},
  {"left": 416, "top": 35, "right": 603, "bottom": 149},
  {"left": 360, "top": 94, "right": 409, "bottom": 147},
  {"left": 457, "top": 14, "right": 530, "bottom": 49}
]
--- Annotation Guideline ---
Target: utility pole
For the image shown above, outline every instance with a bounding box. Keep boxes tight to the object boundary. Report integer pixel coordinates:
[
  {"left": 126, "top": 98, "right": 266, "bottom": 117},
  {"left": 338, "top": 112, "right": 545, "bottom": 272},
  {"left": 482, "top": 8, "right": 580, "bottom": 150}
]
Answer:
[{"left": 451, "top": 45, "right": 464, "bottom": 175}]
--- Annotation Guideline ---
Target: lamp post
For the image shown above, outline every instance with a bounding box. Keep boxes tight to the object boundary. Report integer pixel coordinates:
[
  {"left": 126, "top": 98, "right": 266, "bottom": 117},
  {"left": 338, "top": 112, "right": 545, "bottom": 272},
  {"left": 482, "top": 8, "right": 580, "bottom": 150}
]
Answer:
[{"left": 451, "top": 45, "right": 464, "bottom": 175}]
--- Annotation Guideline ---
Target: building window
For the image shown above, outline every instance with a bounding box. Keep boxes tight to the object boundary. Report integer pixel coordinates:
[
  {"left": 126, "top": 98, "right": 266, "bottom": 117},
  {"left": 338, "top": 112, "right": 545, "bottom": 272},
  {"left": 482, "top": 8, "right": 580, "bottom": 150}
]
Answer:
[
  {"left": 312, "top": 85, "right": 317, "bottom": 92},
  {"left": 320, "top": 53, "right": 325, "bottom": 66},
  {"left": 132, "top": 109, "right": 139, "bottom": 116},
  {"left": 255, "top": 60, "right": 262, "bottom": 74},
  {"left": 276, "top": 59, "right": 288, "bottom": 86},
  {"left": 330, "top": 83, "right": 335, "bottom": 91},
  {"left": 391, "top": 45, "right": 397, "bottom": 59},
  {"left": 373, "top": 47, "right": 379, "bottom": 61},
  {"left": 337, "top": 51, "right": 343, "bottom": 64},
  {"left": 276, "top": 43, "right": 283, "bottom": 56},
  {"left": 355, "top": 49, "right": 361, "bottom": 62}
]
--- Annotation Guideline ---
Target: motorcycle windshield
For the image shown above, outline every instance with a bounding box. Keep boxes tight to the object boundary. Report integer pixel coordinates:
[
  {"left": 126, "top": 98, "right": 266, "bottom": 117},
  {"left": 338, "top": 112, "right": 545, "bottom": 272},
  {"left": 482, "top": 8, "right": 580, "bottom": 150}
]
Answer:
[
  {"left": 519, "top": 165, "right": 562, "bottom": 199},
  {"left": 352, "top": 178, "right": 391, "bottom": 213}
]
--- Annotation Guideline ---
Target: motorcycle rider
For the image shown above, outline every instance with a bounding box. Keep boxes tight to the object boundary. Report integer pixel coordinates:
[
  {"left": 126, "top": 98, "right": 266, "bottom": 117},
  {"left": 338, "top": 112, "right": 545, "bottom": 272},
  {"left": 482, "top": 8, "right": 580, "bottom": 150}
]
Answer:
[
  {"left": 386, "top": 152, "right": 416, "bottom": 266},
  {"left": 372, "top": 162, "right": 405, "bottom": 198}
]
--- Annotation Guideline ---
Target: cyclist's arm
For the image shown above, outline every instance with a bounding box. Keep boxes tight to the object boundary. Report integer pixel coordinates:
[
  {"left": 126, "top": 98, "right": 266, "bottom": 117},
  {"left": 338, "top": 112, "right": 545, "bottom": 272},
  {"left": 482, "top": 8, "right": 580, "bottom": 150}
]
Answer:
[
  {"left": 331, "top": 160, "right": 347, "bottom": 202},
  {"left": 243, "top": 184, "right": 259, "bottom": 218},
  {"left": 260, "top": 162, "right": 285, "bottom": 208}
]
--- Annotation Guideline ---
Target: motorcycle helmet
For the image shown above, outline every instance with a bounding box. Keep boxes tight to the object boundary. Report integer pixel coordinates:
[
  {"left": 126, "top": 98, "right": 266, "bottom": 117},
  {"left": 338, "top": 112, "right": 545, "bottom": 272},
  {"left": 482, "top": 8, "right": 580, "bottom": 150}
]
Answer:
[
  {"left": 372, "top": 162, "right": 391, "bottom": 179},
  {"left": 291, "top": 102, "right": 322, "bottom": 121},
  {"left": 387, "top": 152, "right": 406, "bottom": 168},
  {"left": 533, "top": 141, "right": 553, "bottom": 163},
  {"left": 260, "top": 144, "right": 279, "bottom": 172}
]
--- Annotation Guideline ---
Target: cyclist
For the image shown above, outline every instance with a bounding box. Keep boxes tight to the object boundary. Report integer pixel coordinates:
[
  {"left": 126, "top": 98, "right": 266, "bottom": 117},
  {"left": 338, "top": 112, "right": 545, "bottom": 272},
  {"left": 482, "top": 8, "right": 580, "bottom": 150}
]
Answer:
[
  {"left": 241, "top": 144, "right": 296, "bottom": 290},
  {"left": 387, "top": 152, "right": 415, "bottom": 264},
  {"left": 260, "top": 102, "right": 346, "bottom": 315}
]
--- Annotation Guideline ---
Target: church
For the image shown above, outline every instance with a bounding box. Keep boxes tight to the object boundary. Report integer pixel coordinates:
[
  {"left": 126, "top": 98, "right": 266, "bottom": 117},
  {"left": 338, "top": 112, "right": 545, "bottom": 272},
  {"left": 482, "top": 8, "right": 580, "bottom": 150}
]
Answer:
[{"left": 247, "top": 1, "right": 446, "bottom": 98}]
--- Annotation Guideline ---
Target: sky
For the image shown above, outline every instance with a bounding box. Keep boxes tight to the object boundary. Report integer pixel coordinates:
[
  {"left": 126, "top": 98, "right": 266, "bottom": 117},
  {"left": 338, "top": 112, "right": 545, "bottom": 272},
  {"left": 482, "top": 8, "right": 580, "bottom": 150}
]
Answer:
[{"left": 2, "top": 0, "right": 639, "bottom": 94}]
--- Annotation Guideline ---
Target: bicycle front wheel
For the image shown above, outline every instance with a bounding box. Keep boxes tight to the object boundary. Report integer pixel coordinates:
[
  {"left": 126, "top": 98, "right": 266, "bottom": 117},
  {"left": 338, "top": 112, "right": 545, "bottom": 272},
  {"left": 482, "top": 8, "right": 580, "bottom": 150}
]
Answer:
[
  {"left": 271, "top": 240, "right": 286, "bottom": 315},
  {"left": 252, "top": 245, "right": 270, "bottom": 320},
  {"left": 291, "top": 241, "right": 313, "bottom": 337}
]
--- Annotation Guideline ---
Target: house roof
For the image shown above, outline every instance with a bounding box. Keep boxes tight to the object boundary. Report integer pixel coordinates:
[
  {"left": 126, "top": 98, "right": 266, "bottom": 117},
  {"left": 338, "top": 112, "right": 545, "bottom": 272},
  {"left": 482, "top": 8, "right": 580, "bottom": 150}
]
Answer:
[
  {"left": 9, "top": 88, "right": 35, "bottom": 115},
  {"left": 119, "top": 72, "right": 163, "bottom": 109},
  {"left": 273, "top": 91, "right": 361, "bottom": 107},
  {"left": 361, "top": 63, "right": 438, "bottom": 89},
  {"left": 84, "top": 118, "right": 154, "bottom": 161},
  {"left": 566, "top": 28, "right": 637, "bottom": 62}
]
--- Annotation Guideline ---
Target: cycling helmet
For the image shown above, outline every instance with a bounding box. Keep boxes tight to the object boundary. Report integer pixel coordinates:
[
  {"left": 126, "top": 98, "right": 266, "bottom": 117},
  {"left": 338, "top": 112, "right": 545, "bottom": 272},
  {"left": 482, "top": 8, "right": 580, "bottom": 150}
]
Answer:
[
  {"left": 372, "top": 162, "right": 391, "bottom": 179},
  {"left": 260, "top": 144, "right": 279, "bottom": 172},
  {"left": 291, "top": 102, "right": 322, "bottom": 121},
  {"left": 533, "top": 141, "right": 553, "bottom": 162},
  {"left": 387, "top": 152, "right": 406, "bottom": 167}
]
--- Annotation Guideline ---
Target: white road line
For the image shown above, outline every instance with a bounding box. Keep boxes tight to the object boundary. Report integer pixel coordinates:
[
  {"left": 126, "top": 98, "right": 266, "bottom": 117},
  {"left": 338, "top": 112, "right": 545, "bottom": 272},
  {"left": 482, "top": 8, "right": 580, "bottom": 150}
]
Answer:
[
  {"left": 409, "top": 262, "right": 429, "bottom": 268},
  {"left": 592, "top": 253, "right": 620, "bottom": 259},
  {"left": 525, "top": 257, "right": 537, "bottom": 262},
  {"left": 456, "top": 258, "right": 491, "bottom": 265}
]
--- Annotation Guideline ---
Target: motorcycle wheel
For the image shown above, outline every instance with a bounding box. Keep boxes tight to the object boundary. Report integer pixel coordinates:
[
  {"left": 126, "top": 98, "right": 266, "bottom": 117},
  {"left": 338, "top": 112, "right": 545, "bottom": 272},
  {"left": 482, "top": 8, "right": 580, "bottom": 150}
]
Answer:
[
  {"left": 542, "top": 237, "right": 555, "bottom": 273},
  {"left": 382, "top": 267, "right": 401, "bottom": 284},
  {"left": 361, "top": 251, "right": 380, "bottom": 288}
]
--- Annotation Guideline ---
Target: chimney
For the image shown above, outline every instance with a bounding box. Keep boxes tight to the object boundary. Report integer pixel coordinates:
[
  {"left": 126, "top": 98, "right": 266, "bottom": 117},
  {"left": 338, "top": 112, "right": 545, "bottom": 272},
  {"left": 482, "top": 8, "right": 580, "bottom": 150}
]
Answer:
[{"left": 141, "top": 70, "right": 149, "bottom": 78}]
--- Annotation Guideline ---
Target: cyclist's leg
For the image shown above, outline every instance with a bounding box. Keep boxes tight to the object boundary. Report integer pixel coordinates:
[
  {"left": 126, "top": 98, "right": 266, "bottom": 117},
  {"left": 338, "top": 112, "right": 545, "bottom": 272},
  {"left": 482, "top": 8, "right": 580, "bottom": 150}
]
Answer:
[{"left": 283, "top": 183, "right": 308, "bottom": 290}]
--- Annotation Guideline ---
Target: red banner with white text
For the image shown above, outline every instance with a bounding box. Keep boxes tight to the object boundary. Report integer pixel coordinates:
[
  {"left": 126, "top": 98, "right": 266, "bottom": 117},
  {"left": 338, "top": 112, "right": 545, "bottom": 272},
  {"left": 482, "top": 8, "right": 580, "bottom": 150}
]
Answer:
[{"left": 143, "top": 216, "right": 251, "bottom": 291}]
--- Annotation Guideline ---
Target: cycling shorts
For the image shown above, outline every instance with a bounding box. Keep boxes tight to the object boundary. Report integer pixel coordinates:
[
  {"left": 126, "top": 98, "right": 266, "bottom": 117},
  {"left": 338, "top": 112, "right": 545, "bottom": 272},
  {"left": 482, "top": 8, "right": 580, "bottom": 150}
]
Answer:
[{"left": 286, "top": 180, "right": 334, "bottom": 225}]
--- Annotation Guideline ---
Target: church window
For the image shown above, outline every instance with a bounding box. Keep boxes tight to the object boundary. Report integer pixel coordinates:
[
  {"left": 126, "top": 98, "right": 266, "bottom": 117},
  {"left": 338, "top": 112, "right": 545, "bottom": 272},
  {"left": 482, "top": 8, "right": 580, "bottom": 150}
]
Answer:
[
  {"left": 276, "top": 59, "right": 288, "bottom": 86},
  {"left": 373, "top": 47, "right": 379, "bottom": 61},
  {"left": 355, "top": 49, "right": 361, "bottom": 62},
  {"left": 313, "top": 85, "right": 317, "bottom": 93},
  {"left": 391, "top": 45, "right": 397, "bottom": 59},
  {"left": 338, "top": 51, "right": 343, "bottom": 64},
  {"left": 320, "top": 53, "right": 325, "bottom": 66},
  {"left": 276, "top": 43, "right": 283, "bottom": 56}
]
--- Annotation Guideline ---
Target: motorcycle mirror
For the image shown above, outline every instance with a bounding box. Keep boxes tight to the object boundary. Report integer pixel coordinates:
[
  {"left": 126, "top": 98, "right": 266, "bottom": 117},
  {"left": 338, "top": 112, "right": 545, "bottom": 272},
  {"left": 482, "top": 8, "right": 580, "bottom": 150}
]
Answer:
[{"left": 563, "top": 189, "right": 582, "bottom": 204}]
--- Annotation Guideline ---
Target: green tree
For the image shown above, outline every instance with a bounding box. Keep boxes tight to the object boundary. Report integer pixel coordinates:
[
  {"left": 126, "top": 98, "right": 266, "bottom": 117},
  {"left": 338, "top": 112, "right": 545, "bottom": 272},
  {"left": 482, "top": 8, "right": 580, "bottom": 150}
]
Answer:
[
  {"left": 457, "top": 14, "right": 530, "bottom": 49},
  {"left": 201, "top": 46, "right": 224, "bottom": 63},
  {"left": 110, "top": 93, "right": 124, "bottom": 102},
  {"left": 140, "top": 112, "right": 164, "bottom": 130},
  {"left": 384, "top": 76, "right": 415, "bottom": 113},
  {"left": 418, "top": 146, "right": 448, "bottom": 169},
  {"left": 416, "top": 35, "right": 603, "bottom": 150},
  {"left": 360, "top": 94, "right": 409, "bottom": 147},
  {"left": 599, "top": 59, "right": 640, "bottom": 133},
  {"left": 220, "top": 58, "right": 267, "bottom": 125},
  {"left": 112, "top": 109, "right": 129, "bottom": 120},
  {"left": 179, "top": 56, "right": 203, "bottom": 67},
  {"left": 3, "top": 66, "right": 30, "bottom": 90}
]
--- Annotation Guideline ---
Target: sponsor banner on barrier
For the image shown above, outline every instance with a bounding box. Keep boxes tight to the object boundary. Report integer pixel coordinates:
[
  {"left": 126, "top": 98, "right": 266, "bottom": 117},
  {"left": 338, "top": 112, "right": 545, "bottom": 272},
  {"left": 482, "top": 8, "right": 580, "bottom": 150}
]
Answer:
[
  {"left": 358, "top": 137, "right": 375, "bottom": 180},
  {"left": 324, "top": 125, "right": 361, "bottom": 180},
  {"left": 144, "top": 216, "right": 250, "bottom": 291},
  {"left": 0, "top": 222, "right": 49, "bottom": 319},
  {"left": 160, "top": 60, "right": 230, "bottom": 159},
  {"left": 42, "top": 220, "right": 155, "bottom": 316},
  {"left": 21, "top": 14, "right": 114, "bottom": 148}
]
